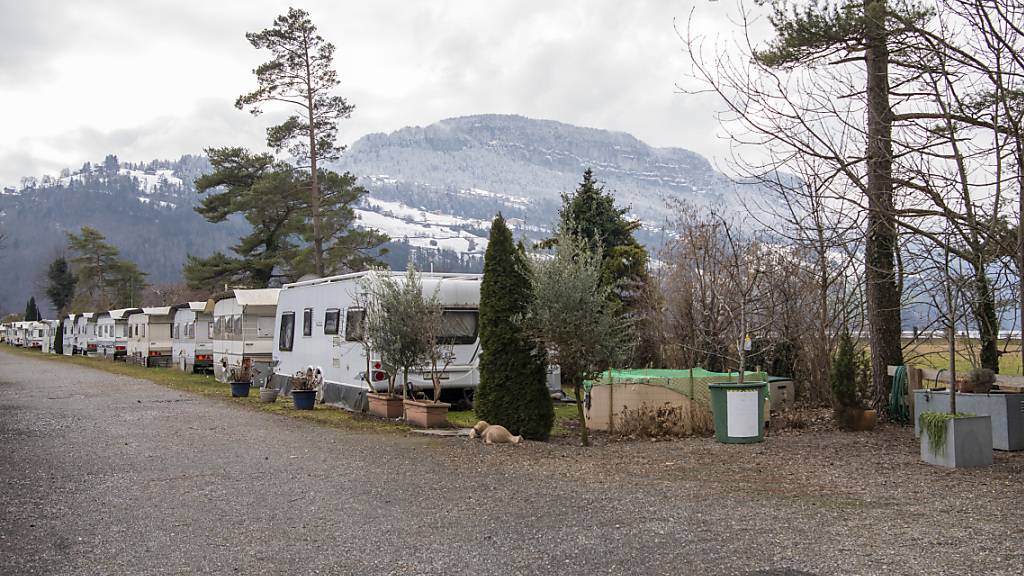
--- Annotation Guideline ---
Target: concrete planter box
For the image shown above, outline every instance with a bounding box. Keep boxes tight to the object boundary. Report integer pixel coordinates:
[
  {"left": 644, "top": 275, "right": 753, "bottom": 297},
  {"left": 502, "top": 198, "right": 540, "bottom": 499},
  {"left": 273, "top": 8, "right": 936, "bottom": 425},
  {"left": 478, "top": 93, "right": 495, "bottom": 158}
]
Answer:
[
  {"left": 367, "top": 393, "right": 403, "bottom": 419},
  {"left": 914, "top": 389, "right": 1024, "bottom": 451},
  {"left": 920, "top": 414, "right": 993, "bottom": 468},
  {"left": 403, "top": 399, "right": 449, "bottom": 428}
]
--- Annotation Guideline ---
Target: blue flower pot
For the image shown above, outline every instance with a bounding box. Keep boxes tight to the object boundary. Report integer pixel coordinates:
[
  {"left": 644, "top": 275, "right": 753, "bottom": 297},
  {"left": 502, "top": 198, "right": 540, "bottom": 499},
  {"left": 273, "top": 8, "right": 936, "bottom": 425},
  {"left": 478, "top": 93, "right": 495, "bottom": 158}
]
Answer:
[
  {"left": 230, "top": 382, "right": 251, "bottom": 398},
  {"left": 292, "top": 389, "right": 316, "bottom": 410}
]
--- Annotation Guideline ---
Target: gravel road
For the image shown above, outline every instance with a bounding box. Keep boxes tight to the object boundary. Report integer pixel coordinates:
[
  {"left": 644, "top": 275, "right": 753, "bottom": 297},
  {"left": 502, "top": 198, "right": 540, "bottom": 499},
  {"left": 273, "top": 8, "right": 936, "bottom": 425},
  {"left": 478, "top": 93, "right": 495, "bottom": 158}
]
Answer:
[{"left": 1, "top": 349, "right": 1022, "bottom": 576}]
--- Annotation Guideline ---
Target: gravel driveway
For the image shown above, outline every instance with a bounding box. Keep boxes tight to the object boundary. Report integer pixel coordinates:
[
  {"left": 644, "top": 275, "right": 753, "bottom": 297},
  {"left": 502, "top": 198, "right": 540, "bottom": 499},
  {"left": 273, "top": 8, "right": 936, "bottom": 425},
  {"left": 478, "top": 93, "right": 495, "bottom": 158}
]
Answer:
[{"left": 1, "top": 349, "right": 1021, "bottom": 575}]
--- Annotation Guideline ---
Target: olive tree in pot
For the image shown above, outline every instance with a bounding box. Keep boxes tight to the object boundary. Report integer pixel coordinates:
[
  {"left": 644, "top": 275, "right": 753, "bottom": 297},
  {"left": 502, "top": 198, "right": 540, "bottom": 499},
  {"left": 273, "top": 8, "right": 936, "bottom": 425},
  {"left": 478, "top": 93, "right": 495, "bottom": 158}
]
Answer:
[
  {"left": 360, "top": 274, "right": 402, "bottom": 418},
  {"left": 830, "top": 330, "right": 876, "bottom": 431},
  {"left": 403, "top": 288, "right": 453, "bottom": 428},
  {"left": 362, "top": 269, "right": 427, "bottom": 420}
]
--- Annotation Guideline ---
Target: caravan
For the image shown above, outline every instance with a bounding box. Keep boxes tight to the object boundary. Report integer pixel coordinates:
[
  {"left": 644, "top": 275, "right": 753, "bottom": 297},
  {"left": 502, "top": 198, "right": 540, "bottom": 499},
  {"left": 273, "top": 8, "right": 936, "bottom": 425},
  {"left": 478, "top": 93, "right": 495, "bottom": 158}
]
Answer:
[
  {"left": 25, "top": 321, "right": 48, "bottom": 349},
  {"left": 271, "top": 271, "right": 487, "bottom": 411},
  {"left": 210, "top": 289, "right": 279, "bottom": 383},
  {"left": 40, "top": 320, "right": 60, "bottom": 353},
  {"left": 96, "top": 308, "right": 140, "bottom": 360},
  {"left": 126, "top": 307, "right": 174, "bottom": 367},
  {"left": 74, "top": 313, "right": 97, "bottom": 355},
  {"left": 171, "top": 302, "right": 213, "bottom": 373},
  {"left": 62, "top": 314, "right": 77, "bottom": 355}
]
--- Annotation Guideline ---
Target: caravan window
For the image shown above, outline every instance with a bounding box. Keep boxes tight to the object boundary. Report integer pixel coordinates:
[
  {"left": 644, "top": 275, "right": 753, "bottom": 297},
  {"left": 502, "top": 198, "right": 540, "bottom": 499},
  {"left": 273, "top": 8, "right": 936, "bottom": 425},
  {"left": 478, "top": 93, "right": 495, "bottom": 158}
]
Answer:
[
  {"left": 344, "top": 308, "right": 365, "bottom": 342},
  {"left": 302, "top": 308, "right": 313, "bottom": 337},
  {"left": 256, "top": 317, "right": 275, "bottom": 338},
  {"left": 439, "top": 310, "right": 479, "bottom": 345},
  {"left": 324, "top": 309, "right": 340, "bottom": 335},
  {"left": 233, "top": 315, "right": 243, "bottom": 337},
  {"left": 279, "top": 312, "right": 295, "bottom": 351}
]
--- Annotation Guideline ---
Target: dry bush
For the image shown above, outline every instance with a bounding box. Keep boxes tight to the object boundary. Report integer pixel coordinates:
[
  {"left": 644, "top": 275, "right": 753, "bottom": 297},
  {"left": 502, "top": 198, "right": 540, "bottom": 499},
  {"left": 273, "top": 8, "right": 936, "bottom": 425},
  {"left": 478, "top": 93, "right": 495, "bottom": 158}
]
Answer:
[{"left": 616, "top": 399, "right": 713, "bottom": 438}]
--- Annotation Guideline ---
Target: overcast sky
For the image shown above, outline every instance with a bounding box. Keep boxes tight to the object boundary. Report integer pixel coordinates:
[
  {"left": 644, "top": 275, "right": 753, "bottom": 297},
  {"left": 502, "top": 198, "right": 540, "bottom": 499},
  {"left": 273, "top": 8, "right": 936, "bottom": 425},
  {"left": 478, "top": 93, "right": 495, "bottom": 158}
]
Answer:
[{"left": 0, "top": 0, "right": 772, "bottom": 186}]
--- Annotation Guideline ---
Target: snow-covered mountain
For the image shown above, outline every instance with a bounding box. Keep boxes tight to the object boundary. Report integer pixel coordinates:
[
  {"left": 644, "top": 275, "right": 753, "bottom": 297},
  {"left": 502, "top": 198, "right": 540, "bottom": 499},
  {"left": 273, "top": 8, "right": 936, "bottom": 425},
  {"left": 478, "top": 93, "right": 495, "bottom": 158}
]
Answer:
[{"left": 0, "top": 115, "right": 746, "bottom": 316}]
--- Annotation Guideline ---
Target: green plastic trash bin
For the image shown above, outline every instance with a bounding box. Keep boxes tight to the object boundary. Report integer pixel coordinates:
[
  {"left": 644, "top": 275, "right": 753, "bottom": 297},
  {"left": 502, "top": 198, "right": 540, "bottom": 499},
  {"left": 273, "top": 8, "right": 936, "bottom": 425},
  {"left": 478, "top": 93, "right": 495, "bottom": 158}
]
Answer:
[{"left": 709, "top": 382, "right": 767, "bottom": 444}]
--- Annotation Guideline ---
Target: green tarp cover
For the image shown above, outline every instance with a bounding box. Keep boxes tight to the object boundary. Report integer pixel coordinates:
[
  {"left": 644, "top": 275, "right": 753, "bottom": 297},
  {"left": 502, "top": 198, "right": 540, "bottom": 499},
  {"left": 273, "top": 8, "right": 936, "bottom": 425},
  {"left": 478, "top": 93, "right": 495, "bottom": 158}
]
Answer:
[{"left": 584, "top": 368, "right": 767, "bottom": 404}]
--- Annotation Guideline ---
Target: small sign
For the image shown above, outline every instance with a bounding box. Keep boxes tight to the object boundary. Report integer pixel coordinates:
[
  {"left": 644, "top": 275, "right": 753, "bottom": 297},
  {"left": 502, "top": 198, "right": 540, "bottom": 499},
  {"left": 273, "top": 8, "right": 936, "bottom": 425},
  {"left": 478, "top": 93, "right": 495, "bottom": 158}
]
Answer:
[{"left": 726, "top": 390, "right": 759, "bottom": 438}]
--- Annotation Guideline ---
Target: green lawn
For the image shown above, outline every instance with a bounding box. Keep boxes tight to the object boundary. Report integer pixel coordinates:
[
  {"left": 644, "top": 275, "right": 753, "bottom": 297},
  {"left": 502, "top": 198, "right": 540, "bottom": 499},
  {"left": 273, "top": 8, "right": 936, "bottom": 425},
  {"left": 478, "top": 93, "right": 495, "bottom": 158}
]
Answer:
[
  {"left": 4, "top": 345, "right": 579, "bottom": 436},
  {"left": 902, "top": 338, "right": 1024, "bottom": 375}
]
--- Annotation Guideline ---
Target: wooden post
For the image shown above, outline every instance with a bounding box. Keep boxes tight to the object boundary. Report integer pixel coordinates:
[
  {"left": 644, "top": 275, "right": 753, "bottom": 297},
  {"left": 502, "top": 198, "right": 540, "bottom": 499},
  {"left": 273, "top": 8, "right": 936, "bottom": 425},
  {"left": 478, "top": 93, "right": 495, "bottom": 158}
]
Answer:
[{"left": 607, "top": 370, "right": 614, "bottom": 434}]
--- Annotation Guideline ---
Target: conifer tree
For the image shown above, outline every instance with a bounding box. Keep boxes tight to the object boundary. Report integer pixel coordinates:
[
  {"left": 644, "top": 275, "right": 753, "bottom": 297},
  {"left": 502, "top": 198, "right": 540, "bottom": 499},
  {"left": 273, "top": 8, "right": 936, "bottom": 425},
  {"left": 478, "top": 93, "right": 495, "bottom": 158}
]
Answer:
[
  {"left": 66, "top": 226, "right": 147, "bottom": 309},
  {"left": 23, "top": 297, "right": 40, "bottom": 321},
  {"left": 46, "top": 256, "right": 77, "bottom": 316},
  {"left": 475, "top": 215, "right": 553, "bottom": 440},
  {"left": 237, "top": 7, "right": 356, "bottom": 277}
]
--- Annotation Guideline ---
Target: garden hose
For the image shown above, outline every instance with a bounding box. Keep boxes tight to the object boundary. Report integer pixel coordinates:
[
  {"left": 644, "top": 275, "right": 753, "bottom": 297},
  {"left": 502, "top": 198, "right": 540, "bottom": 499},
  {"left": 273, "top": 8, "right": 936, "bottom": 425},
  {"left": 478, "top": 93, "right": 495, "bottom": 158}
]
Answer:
[{"left": 889, "top": 365, "right": 910, "bottom": 425}]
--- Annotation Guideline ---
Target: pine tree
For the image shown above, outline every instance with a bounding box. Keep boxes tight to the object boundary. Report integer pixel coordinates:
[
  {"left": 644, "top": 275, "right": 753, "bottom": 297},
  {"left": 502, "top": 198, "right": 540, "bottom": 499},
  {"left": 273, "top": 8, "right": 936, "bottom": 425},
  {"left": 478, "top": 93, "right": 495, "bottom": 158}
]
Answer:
[
  {"left": 475, "top": 215, "right": 553, "bottom": 440},
  {"left": 237, "top": 7, "right": 356, "bottom": 277},
  {"left": 66, "top": 226, "right": 147, "bottom": 309},
  {"left": 23, "top": 297, "right": 41, "bottom": 321},
  {"left": 187, "top": 147, "right": 305, "bottom": 289},
  {"left": 46, "top": 256, "right": 77, "bottom": 316},
  {"left": 553, "top": 169, "right": 656, "bottom": 364}
]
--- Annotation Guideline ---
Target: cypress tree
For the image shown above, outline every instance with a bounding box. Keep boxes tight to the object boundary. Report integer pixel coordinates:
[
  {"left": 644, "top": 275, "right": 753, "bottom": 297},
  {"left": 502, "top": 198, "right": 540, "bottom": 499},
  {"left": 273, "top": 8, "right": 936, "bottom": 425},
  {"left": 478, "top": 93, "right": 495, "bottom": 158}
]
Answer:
[
  {"left": 24, "top": 297, "right": 41, "bottom": 321},
  {"left": 475, "top": 214, "right": 553, "bottom": 440},
  {"left": 53, "top": 321, "right": 63, "bottom": 354}
]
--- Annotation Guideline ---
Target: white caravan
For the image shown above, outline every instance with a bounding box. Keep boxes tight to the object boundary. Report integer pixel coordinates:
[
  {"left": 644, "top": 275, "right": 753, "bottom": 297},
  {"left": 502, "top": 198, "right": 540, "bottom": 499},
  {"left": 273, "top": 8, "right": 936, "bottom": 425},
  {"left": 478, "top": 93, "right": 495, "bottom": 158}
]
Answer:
[
  {"left": 96, "top": 308, "right": 140, "bottom": 360},
  {"left": 62, "top": 314, "right": 77, "bottom": 355},
  {"left": 25, "top": 321, "right": 48, "bottom": 349},
  {"left": 6, "top": 322, "right": 25, "bottom": 346},
  {"left": 210, "top": 289, "right": 280, "bottom": 383},
  {"left": 271, "top": 271, "right": 495, "bottom": 411},
  {"left": 126, "top": 307, "right": 174, "bottom": 367},
  {"left": 171, "top": 302, "right": 214, "bottom": 373},
  {"left": 40, "top": 320, "right": 60, "bottom": 353},
  {"left": 74, "top": 313, "right": 97, "bottom": 355}
]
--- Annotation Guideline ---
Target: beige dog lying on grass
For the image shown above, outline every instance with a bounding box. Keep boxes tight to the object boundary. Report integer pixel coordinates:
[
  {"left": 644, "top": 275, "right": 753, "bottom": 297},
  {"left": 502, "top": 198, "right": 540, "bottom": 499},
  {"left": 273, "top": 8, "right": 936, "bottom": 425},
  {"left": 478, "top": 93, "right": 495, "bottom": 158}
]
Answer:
[{"left": 469, "top": 420, "right": 522, "bottom": 445}]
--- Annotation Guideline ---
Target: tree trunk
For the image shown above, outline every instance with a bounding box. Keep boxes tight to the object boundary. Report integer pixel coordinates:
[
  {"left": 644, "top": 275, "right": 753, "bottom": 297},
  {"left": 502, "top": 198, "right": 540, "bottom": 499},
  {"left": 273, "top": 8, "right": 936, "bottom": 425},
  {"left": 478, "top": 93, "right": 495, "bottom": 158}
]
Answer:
[
  {"left": 573, "top": 379, "right": 589, "bottom": 447},
  {"left": 305, "top": 44, "right": 323, "bottom": 277},
  {"left": 864, "top": 0, "right": 904, "bottom": 415},
  {"left": 308, "top": 105, "right": 323, "bottom": 277},
  {"left": 972, "top": 267, "right": 999, "bottom": 373}
]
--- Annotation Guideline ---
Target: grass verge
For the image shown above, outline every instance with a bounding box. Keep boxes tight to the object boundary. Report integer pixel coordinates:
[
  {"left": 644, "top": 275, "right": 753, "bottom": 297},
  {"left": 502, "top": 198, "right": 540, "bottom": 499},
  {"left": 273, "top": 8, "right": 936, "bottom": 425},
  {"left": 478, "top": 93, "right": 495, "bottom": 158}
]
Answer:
[{"left": 4, "top": 346, "right": 578, "bottom": 436}]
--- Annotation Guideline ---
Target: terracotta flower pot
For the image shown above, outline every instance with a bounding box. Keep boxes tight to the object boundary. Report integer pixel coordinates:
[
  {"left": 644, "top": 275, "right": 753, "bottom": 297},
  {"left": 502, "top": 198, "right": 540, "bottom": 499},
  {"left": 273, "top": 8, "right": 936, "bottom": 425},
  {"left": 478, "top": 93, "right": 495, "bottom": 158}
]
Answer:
[
  {"left": 403, "top": 399, "right": 450, "bottom": 428},
  {"left": 368, "top": 393, "right": 403, "bottom": 419}
]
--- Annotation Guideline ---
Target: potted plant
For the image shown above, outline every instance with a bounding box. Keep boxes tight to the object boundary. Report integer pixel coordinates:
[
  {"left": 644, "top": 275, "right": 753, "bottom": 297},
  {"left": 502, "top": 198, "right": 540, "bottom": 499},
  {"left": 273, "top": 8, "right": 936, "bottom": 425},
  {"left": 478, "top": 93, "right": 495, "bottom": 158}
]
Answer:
[
  {"left": 228, "top": 363, "right": 253, "bottom": 398},
  {"left": 403, "top": 290, "right": 452, "bottom": 428},
  {"left": 830, "top": 331, "right": 876, "bottom": 431},
  {"left": 289, "top": 369, "right": 319, "bottom": 410},
  {"left": 359, "top": 277, "right": 404, "bottom": 419},
  {"left": 259, "top": 377, "right": 279, "bottom": 403},
  {"left": 919, "top": 251, "right": 992, "bottom": 467}
]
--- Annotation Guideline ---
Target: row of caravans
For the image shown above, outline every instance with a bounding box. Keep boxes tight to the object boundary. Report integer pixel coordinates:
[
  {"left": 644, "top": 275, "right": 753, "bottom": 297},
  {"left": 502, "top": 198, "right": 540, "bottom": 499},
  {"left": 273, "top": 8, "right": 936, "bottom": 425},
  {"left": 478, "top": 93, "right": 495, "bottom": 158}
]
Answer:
[
  {"left": 4, "top": 292, "right": 276, "bottom": 381},
  {"left": 3, "top": 273, "right": 559, "bottom": 413},
  {"left": 2, "top": 320, "right": 60, "bottom": 351},
  {"left": 49, "top": 295, "right": 273, "bottom": 377}
]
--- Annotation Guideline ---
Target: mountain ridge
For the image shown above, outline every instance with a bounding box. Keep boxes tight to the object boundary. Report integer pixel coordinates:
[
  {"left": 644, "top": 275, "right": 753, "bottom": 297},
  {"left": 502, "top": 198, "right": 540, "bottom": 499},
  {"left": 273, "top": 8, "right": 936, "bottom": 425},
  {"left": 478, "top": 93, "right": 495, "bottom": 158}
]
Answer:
[{"left": 0, "top": 114, "right": 743, "bottom": 316}]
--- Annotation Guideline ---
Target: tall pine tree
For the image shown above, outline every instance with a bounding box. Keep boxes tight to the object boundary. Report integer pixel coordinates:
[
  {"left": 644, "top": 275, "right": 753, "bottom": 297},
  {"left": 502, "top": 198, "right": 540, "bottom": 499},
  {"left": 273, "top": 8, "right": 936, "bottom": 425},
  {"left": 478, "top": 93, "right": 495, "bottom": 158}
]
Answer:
[
  {"left": 237, "top": 7, "right": 357, "bottom": 277},
  {"left": 475, "top": 214, "right": 553, "bottom": 440}
]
